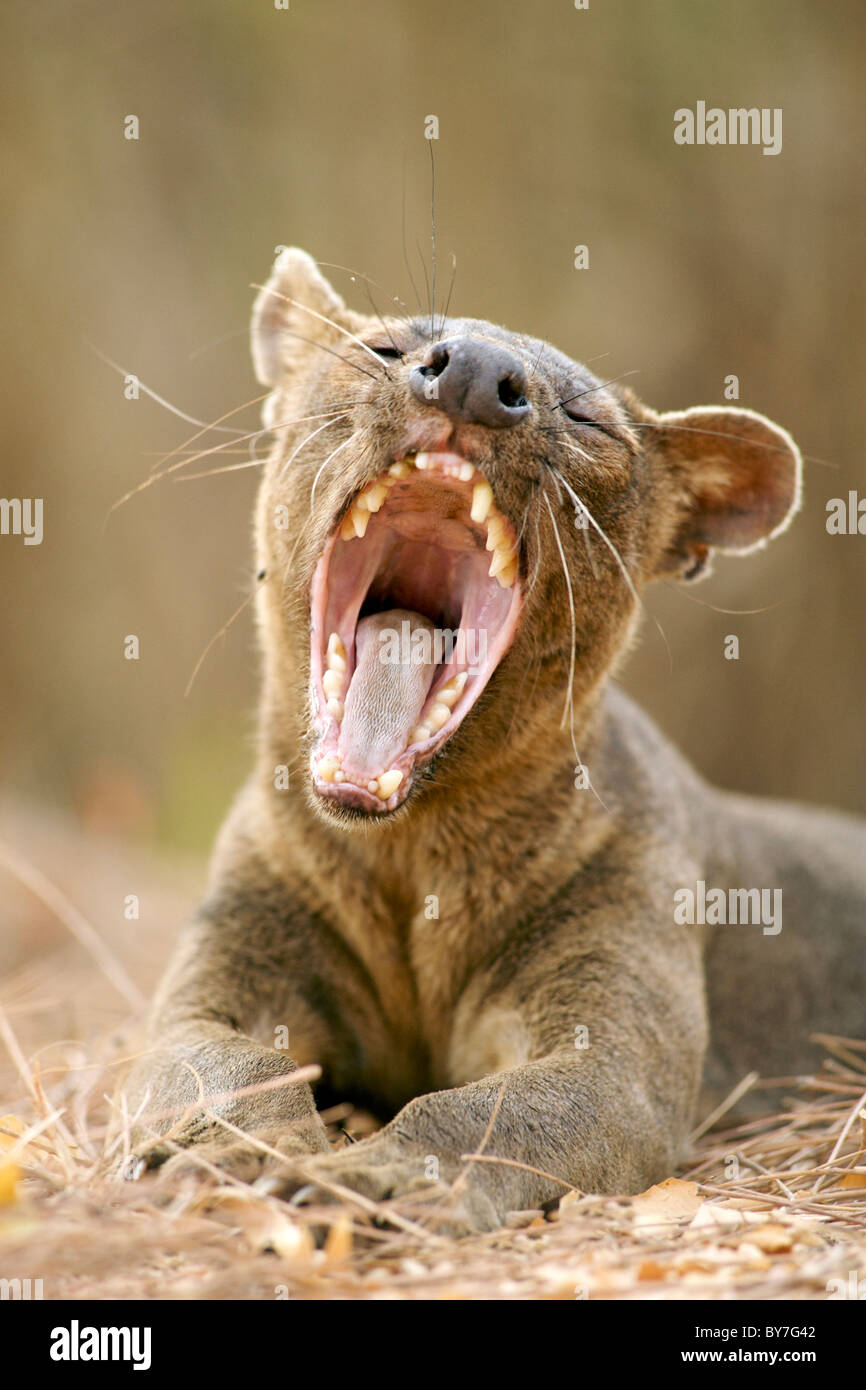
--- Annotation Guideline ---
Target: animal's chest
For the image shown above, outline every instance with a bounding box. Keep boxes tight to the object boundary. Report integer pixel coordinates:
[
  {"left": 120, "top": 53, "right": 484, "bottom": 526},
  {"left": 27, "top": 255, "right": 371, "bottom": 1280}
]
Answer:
[{"left": 321, "top": 885, "right": 480, "bottom": 1104}]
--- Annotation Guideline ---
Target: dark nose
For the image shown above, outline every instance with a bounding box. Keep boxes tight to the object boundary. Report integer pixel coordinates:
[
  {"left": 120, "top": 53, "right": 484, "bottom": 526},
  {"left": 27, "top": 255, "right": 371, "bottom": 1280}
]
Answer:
[{"left": 409, "top": 337, "right": 531, "bottom": 428}]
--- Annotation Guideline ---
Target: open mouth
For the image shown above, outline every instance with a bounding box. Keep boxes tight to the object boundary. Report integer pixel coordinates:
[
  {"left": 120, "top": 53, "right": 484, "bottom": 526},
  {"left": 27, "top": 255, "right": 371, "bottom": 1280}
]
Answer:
[{"left": 309, "top": 451, "right": 523, "bottom": 814}]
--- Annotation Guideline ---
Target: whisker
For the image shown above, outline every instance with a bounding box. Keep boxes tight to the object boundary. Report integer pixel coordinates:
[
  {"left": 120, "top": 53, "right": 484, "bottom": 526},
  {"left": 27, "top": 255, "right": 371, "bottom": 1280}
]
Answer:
[
  {"left": 184, "top": 585, "right": 258, "bottom": 699},
  {"left": 358, "top": 281, "right": 404, "bottom": 357},
  {"left": 415, "top": 237, "right": 431, "bottom": 333},
  {"left": 150, "top": 400, "right": 363, "bottom": 484},
  {"left": 436, "top": 252, "right": 457, "bottom": 339},
  {"left": 549, "top": 418, "right": 828, "bottom": 466},
  {"left": 146, "top": 392, "right": 273, "bottom": 476},
  {"left": 86, "top": 341, "right": 251, "bottom": 436},
  {"left": 551, "top": 455, "right": 672, "bottom": 671},
  {"left": 524, "top": 489, "right": 545, "bottom": 600},
  {"left": 187, "top": 327, "right": 250, "bottom": 360},
  {"left": 542, "top": 490, "right": 577, "bottom": 740},
  {"left": 141, "top": 449, "right": 252, "bottom": 457},
  {"left": 173, "top": 458, "right": 267, "bottom": 482},
  {"left": 276, "top": 327, "right": 383, "bottom": 381},
  {"left": 281, "top": 438, "right": 373, "bottom": 582},
  {"left": 428, "top": 137, "right": 437, "bottom": 337},
  {"left": 251, "top": 284, "right": 394, "bottom": 379},
  {"left": 542, "top": 488, "right": 611, "bottom": 812},
  {"left": 661, "top": 582, "right": 783, "bottom": 617},
  {"left": 401, "top": 158, "right": 424, "bottom": 316},
  {"left": 527, "top": 342, "right": 547, "bottom": 383},
  {"left": 551, "top": 370, "right": 641, "bottom": 412},
  {"left": 107, "top": 409, "right": 355, "bottom": 521},
  {"left": 531, "top": 348, "right": 611, "bottom": 386},
  {"left": 309, "top": 434, "right": 354, "bottom": 510},
  {"left": 277, "top": 415, "right": 348, "bottom": 481},
  {"left": 316, "top": 261, "right": 416, "bottom": 336}
]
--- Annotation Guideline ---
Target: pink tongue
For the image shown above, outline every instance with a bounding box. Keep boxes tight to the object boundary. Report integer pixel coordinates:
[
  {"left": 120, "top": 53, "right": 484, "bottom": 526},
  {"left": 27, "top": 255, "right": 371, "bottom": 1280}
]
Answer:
[{"left": 339, "top": 609, "right": 437, "bottom": 781}]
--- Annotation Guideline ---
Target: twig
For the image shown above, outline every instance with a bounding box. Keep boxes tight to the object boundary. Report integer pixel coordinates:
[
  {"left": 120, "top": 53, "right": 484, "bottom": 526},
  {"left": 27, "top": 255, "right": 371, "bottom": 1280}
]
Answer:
[{"left": 0, "top": 836, "right": 145, "bottom": 1010}]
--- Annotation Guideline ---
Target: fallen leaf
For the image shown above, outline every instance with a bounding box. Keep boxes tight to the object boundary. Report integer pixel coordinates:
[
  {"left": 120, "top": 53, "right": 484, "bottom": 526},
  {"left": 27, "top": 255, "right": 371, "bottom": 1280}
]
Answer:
[
  {"left": 688, "top": 1202, "right": 747, "bottom": 1232},
  {"left": 557, "top": 1190, "right": 585, "bottom": 1214},
  {"left": 632, "top": 1178, "right": 703, "bottom": 1228},
  {"left": 0, "top": 1157, "right": 20, "bottom": 1207},
  {"left": 193, "top": 1189, "right": 314, "bottom": 1261},
  {"left": 745, "top": 1223, "right": 793, "bottom": 1254},
  {"left": 323, "top": 1216, "right": 353, "bottom": 1262},
  {"left": 505, "top": 1208, "right": 545, "bottom": 1228},
  {"left": 675, "top": 1257, "right": 720, "bottom": 1275}
]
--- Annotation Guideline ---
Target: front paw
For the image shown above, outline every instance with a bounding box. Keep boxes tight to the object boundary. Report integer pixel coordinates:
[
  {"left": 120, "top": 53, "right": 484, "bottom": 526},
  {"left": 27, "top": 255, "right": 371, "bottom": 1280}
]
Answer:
[
  {"left": 123, "top": 1122, "right": 321, "bottom": 1186},
  {"left": 258, "top": 1135, "right": 501, "bottom": 1234}
]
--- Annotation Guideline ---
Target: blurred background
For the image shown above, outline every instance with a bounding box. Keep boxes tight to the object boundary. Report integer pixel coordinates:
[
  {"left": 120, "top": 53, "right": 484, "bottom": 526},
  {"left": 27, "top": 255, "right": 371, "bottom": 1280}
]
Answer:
[{"left": 1, "top": 0, "right": 863, "bottom": 877}]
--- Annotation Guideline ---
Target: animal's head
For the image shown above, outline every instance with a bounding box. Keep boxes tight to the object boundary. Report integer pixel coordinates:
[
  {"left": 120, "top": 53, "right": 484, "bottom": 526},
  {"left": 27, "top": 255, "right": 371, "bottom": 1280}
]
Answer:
[{"left": 251, "top": 248, "right": 801, "bottom": 823}]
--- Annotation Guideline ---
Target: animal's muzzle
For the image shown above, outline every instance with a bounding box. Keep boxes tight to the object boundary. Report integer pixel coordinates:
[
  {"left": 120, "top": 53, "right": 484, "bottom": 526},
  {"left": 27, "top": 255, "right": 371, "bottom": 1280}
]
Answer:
[{"left": 409, "top": 336, "right": 531, "bottom": 429}]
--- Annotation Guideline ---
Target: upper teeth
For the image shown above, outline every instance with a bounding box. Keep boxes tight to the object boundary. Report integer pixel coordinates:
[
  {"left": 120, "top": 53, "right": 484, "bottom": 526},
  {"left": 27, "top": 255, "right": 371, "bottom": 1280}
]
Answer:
[
  {"left": 338, "top": 457, "right": 519, "bottom": 589},
  {"left": 470, "top": 480, "right": 493, "bottom": 523}
]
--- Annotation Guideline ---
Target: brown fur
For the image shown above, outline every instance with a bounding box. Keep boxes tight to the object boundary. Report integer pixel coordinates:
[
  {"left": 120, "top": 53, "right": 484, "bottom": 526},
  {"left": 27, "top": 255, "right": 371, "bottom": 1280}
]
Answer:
[{"left": 122, "top": 250, "right": 866, "bottom": 1230}]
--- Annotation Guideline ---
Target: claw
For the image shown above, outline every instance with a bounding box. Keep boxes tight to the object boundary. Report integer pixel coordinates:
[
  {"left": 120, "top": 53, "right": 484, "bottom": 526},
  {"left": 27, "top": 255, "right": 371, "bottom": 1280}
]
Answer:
[
  {"left": 123, "top": 1154, "right": 147, "bottom": 1182},
  {"left": 288, "top": 1182, "right": 319, "bottom": 1206}
]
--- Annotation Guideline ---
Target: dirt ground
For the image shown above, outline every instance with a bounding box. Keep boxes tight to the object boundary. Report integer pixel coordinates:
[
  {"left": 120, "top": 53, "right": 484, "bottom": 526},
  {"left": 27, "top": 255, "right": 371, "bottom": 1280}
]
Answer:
[{"left": 1, "top": 804, "right": 864, "bottom": 1302}]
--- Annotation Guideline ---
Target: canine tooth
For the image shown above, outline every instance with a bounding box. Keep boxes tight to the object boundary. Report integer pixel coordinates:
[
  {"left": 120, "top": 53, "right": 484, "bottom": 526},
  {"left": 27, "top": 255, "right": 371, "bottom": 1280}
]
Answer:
[
  {"left": 376, "top": 769, "right": 403, "bottom": 799},
  {"left": 364, "top": 483, "right": 389, "bottom": 512},
  {"left": 326, "top": 697, "right": 344, "bottom": 720},
  {"left": 388, "top": 460, "right": 412, "bottom": 478},
  {"left": 495, "top": 558, "right": 518, "bottom": 589},
  {"left": 427, "top": 702, "right": 450, "bottom": 732},
  {"left": 459, "top": 462, "right": 474, "bottom": 482},
  {"left": 436, "top": 671, "right": 467, "bottom": 707},
  {"left": 489, "top": 545, "right": 516, "bottom": 579},
  {"left": 352, "top": 507, "right": 370, "bottom": 538},
  {"left": 471, "top": 479, "right": 493, "bottom": 523},
  {"left": 485, "top": 514, "right": 506, "bottom": 551},
  {"left": 322, "top": 668, "right": 344, "bottom": 698},
  {"left": 340, "top": 514, "right": 356, "bottom": 541},
  {"left": 409, "top": 724, "right": 432, "bottom": 744},
  {"left": 317, "top": 757, "right": 340, "bottom": 783}
]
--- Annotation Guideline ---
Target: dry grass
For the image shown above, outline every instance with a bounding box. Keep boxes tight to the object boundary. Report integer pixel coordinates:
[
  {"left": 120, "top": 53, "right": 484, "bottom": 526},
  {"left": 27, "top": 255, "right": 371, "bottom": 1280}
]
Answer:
[{"left": 1, "top": 807, "right": 865, "bottom": 1301}]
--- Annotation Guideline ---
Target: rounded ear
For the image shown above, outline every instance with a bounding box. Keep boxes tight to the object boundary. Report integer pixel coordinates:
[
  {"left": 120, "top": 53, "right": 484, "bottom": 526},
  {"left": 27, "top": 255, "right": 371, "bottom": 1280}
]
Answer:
[
  {"left": 649, "top": 406, "right": 802, "bottom": 581},
  {"left": 251, "top": 247, "right": 348, "bottom": 386}
]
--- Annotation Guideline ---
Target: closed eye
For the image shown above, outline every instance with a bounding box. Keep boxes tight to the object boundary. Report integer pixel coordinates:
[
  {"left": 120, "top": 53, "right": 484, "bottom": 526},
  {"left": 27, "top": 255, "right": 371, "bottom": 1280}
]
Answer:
[
  {"left": 368, "top": 344, "right": 405, "bottom": 360},
  {"left": 560, "top": 406, "right": 622, "bottom": 442},
  {"left": 562, "top": 409, "right": 602, "bottom": 427}
]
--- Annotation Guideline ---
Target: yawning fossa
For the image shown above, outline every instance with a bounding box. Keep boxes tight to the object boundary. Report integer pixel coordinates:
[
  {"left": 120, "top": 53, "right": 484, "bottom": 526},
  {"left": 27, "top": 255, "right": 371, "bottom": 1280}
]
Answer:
[{"left": 123, "top": 249, "right": 866, "bottom": 1231}]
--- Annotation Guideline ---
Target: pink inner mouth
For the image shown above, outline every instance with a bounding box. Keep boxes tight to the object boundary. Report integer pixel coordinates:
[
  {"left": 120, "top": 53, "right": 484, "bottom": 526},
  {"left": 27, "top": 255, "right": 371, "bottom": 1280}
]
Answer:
[{"left": 309, "top": 452, "right": 523, "bottom": 813}]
